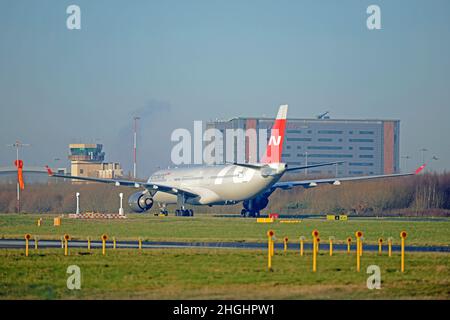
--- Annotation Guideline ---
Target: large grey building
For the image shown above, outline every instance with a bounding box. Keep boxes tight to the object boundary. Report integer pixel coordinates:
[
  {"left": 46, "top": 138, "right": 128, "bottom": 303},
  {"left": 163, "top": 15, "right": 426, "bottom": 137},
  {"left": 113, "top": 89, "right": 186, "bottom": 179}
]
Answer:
[{"left": 205, "top": 116, "right": 400, "bottom": 176}]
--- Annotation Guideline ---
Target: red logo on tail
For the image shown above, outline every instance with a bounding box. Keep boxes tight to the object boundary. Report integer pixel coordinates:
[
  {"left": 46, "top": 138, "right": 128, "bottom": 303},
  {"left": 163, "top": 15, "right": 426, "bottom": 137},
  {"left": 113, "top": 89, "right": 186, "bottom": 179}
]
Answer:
[{"left": 261, "top": 105, "right": 288, "bottom": 164}]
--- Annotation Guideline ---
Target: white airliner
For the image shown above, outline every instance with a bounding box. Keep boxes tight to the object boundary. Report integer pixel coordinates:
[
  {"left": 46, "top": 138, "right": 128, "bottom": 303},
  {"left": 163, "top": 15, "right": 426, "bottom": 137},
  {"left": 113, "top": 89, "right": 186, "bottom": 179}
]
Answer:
[{"left": 46, "top": 105, "right": 425, "bottom": 217}]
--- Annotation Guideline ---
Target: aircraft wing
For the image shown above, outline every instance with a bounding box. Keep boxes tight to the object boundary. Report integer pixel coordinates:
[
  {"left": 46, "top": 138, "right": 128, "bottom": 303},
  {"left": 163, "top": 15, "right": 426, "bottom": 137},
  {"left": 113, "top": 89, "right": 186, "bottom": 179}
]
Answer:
[
  {"left": 285, "top": 161, "right": 344, "bottom": 172},
  {"left": 229, "top": 161, "right": 344, "bottom": 171},
  {"left": 45, "top": 166, "right": 200, "bottom": 198},
  {"left": 272, "top": 164, "right": 426, "bottom": 190}
]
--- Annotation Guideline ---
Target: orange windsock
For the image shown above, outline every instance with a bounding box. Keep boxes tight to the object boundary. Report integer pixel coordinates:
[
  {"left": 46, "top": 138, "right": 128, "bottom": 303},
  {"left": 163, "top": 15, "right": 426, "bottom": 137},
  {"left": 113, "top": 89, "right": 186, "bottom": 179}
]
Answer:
[{"left": 14, "top": 160, "right": 25, "bottom": 190}]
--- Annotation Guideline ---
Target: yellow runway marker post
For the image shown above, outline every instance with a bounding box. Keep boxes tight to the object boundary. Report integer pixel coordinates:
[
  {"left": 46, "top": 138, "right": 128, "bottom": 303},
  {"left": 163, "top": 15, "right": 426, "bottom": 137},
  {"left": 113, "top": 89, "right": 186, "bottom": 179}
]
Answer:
[
  {"left": 347, "top": 237, "right": 352, "bottom": 254},
  {"left": 355, "top": 231, "right": 363, "bottom": 272},
  {"left": 113, "top": 237, "right": 117, "bottom": 250},
  {"left": 359, "top": 236, "right": 364, "bottom": 257},
  {"left": 299, "top": 236, "right": 305, "bottom": 256},
  {"left": 329, "top": 236, "right": 335, "bottom": 256},
  {"left": 64, "top": 234, "right": 70, "bottom": 256},
  {"left": 312, "top": 230, "right": 319, "bottom": 272},
  {"left": 400, "top": 231, "right": 407, "bottom": 272},
  {"left": 138, "top": 237, "right": 142, "bottom": 252},
  {"left": 267, "top": 230, "right": 274, "bottom": 271},
  {"left": 283, "top": 237, "right": 288, "bottom": 253},
  {"left": 378, "top": 238, "right": 383, "bottom": 255},
  {"left": 102, "top": 234, "right": 108, "bottom": 256},
  {"left": 388, "top": 237, "right": 393, "bottom": 257},
  {"left": 87, "top": 237, "right": 91, "bottom": 252},
  {"left": 24, "top": 234, "right": 31, "bottom": 257},
  {"left": 316, "top": 237, "right": 320, "bottom": 253},
  {"left": 271, "top": 235, "right": 275, "bottom": 257}
]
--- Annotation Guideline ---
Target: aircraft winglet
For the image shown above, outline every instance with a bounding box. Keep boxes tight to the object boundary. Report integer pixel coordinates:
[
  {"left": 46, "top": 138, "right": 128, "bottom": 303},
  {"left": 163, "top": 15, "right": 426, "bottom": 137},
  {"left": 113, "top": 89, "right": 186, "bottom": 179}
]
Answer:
[
  {"left": 414, "top": 163, "right": 426, "bottom": 175},
  {"left": 45, "top": 165, "right": 53, "bottom": 176}
]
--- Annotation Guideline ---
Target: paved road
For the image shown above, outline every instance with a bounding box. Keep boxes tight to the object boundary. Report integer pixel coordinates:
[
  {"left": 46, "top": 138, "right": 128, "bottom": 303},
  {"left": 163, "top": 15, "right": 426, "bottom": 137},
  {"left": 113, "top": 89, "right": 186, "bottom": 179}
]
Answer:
[{"left": 0, "top": 239, "right": 448, "bottom": 253}]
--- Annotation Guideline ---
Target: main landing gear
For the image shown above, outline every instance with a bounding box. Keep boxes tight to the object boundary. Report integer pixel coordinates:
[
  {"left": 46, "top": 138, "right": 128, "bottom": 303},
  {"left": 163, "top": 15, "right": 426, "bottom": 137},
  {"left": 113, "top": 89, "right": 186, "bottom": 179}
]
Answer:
[
  {"left": 175, "top": 209, "right": 194, "bottom": 217},
  {"left": 174, "top": 193, "right": 194, "bottom": 217}
]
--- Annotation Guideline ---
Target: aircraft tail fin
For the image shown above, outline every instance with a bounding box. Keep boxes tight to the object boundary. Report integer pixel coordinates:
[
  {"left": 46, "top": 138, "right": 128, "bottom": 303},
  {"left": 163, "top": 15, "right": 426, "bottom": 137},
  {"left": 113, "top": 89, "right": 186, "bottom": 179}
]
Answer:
[{"left": 260, "top": 104, "right": 288, "bottom": 164}]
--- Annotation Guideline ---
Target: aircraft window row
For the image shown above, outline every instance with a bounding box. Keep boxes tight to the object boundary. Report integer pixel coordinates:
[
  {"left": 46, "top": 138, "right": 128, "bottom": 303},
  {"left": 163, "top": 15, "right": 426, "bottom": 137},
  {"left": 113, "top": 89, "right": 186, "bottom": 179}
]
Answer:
[{"left": 209, "top": 175, "right": 242, "bottom": 179}]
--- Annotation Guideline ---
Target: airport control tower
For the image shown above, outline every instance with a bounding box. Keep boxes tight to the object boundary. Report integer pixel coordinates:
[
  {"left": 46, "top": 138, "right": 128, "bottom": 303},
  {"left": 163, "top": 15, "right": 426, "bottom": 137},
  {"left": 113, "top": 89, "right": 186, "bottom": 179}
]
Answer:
[{"left": 69, "top": 144, "right": 105, "bottom": 178}]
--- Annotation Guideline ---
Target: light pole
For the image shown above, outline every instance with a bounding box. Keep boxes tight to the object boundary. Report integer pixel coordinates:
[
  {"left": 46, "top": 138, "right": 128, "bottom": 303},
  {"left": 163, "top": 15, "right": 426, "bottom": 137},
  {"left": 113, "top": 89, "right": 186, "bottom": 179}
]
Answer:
[
  {"left": 401, "top": 155, "right": 411, "bottom": 173},
  {"left": 420, "top": 148, "right": 428, "bottom": 164},
  {"left": 119, "top": 193, "right": 124, "bottom": 215},
  {"left": 305, "top": 151, "right": 308, "bottom": 176},
  {"left": 76, "top": 192, "right": 80, "bottom": 214},
  {"left": 133, "top": 116, "right": 140, "bottom": 179},
  {"left": 7, "top": 140, "right": 30, "bottom": 213}
]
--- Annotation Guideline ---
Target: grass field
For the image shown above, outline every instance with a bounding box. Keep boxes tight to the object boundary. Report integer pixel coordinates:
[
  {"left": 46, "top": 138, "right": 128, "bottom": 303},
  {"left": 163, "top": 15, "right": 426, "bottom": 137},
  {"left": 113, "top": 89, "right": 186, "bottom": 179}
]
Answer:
[
  {"left": 0, "top": 214, "right": 449, "bottom": 246},
  {"left": 0, "top": 214, "right": 449, "bottom": 299},
  {"left": 0, "top": 248, "right": 449, "bottom": 299}
]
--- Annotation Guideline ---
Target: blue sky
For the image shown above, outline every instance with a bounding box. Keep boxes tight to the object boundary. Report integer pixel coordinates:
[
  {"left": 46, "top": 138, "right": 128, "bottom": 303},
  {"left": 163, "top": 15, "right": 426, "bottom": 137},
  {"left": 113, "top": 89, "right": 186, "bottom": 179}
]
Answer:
[{"left": 0, "top": 0, "right": 449, "bottom": 176}]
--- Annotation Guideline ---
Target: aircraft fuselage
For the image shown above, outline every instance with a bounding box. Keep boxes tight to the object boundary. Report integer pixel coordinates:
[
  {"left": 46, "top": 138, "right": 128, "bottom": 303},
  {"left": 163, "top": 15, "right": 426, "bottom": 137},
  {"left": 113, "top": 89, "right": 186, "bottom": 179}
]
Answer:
[{"left": 148, "top": 163, "right": 286, "bottom": 206}]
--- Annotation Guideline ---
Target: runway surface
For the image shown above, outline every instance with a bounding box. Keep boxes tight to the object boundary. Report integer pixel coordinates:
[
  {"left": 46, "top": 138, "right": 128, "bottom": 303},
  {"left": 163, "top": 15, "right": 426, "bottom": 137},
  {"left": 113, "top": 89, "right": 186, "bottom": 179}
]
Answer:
[{"left": 0, "top": 239, "right": 448, "bottom": 253}]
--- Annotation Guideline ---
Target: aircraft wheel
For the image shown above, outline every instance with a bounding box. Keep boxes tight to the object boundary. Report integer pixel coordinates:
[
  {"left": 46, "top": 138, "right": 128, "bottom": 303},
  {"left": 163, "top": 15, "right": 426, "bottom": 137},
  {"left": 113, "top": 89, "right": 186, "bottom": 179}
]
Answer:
[
  {"left": 241, "top": 209, "right": 247, "bottom": 217},
  {"left": 188, "top": 209, "right": 194, "bottom": 217}
]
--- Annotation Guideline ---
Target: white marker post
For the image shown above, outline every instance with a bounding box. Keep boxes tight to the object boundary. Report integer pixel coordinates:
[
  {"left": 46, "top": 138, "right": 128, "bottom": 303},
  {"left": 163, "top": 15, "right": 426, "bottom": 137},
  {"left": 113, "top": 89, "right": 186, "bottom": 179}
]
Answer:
[
  {"left": 76, "top": 192, "right": 80, "bottom": 214},
  {"left": 119, "top": 193, "right": 124, "bottom": 215}
]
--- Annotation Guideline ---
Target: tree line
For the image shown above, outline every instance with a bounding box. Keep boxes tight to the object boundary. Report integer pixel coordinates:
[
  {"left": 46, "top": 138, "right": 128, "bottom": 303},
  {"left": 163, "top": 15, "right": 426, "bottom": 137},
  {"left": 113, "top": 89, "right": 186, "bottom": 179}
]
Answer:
[{"left": 0, "top": 172, "right": 449, "bottom": 216}]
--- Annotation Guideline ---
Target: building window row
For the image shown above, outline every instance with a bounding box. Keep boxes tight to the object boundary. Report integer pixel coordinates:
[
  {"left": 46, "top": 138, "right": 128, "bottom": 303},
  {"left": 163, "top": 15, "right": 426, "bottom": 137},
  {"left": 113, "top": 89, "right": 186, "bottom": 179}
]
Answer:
[
  {"left": 303, "top": 154, "right": 354, "bottom": 158},
  {"left": 318, "top": 130, "right": 343, "bottom": 134},
  {"left": 287, "top": 138, "right": 312, "bottom": 142},
  {"left": 307, "top": 146, "right": 343, "bottom": 150},
  {"left": 349, "top": 162, "right": 374, "bottom": 166},
  {"left": 318, "top": 138, "right": 333, "bottom": 142},
  {"left": 349, "top": 139, "right": 374, "bottom": 143}
]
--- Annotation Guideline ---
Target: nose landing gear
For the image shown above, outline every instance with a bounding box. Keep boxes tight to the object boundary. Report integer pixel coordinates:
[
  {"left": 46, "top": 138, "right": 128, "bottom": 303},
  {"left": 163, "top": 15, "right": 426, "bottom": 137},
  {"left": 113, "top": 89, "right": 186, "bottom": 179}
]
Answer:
[{"left": 240, "top": 209, "right": 260, "bottom": 218}]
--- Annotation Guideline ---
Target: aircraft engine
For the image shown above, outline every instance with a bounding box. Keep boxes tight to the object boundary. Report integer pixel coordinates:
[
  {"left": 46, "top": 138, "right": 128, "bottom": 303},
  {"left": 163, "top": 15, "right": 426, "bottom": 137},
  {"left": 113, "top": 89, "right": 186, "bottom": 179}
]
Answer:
[{"left": 128, "top": 191, "right": 154, "bottom": 213}]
